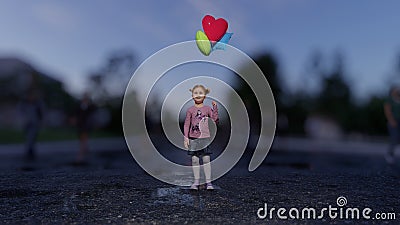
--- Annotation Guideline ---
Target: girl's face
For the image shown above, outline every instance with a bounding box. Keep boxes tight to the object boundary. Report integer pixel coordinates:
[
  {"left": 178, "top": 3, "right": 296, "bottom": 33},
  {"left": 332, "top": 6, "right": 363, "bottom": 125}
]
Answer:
[{"left": 192, "top": 87, "right": 206, "bottom": 104}]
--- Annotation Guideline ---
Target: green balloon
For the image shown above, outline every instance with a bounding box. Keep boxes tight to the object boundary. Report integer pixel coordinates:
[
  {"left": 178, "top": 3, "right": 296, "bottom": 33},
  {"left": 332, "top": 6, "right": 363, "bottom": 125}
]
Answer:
[{"left": 195, "top": 30, "right": 211, "bottom": 56}]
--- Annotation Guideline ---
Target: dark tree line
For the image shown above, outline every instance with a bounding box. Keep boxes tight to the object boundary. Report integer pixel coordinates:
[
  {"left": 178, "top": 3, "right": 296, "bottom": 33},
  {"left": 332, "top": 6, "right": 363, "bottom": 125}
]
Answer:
[
  {"left": 86, "top": 49, "right": 136, "bottom": 134},
  {"left": 235, "top": 51, "right": 391, "bottom": 137}
]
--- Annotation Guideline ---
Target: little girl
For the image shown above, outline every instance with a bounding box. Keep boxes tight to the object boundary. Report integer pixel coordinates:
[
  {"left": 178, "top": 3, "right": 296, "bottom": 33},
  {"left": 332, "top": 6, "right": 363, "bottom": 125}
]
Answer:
[{"left": 184, "top": 84, "right": 218, "bottom": 190}]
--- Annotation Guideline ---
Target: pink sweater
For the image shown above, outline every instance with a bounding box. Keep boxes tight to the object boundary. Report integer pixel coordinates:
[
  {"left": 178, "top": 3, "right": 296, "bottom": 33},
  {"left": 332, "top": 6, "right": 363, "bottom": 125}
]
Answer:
[{"left": 184, "top": 105, "right": 218, "bottom": 138}]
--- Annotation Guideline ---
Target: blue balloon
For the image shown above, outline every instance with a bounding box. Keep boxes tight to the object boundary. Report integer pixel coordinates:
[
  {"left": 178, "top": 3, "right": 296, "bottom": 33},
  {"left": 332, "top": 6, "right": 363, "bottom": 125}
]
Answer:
[{"left": 212, "top": 33, "right": 233, "bottom": 51}]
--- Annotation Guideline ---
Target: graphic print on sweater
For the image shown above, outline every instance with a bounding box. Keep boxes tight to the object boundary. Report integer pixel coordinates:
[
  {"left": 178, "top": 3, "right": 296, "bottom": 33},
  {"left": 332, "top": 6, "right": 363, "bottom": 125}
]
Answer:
[{"left": 192, "top": 110, "right": 208, "bottom": 136}]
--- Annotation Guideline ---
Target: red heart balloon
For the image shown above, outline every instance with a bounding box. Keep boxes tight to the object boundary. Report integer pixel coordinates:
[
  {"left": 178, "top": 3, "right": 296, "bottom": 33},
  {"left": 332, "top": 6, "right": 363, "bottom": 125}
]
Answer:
[{"left": 202, "top": 15, "right": 228, "bottom": 42}]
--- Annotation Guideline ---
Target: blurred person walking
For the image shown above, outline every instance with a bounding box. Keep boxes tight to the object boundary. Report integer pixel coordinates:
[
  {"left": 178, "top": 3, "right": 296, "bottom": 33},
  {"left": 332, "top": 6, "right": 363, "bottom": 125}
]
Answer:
[
  {"left": 19, "top": 90, "right": 45, "bottom": 160},
  {"left": 73, "top": 92, "right": 96, "bottom": 164},
  {"left": 384, "top": 86, "right": 400, "bottom": 163}
]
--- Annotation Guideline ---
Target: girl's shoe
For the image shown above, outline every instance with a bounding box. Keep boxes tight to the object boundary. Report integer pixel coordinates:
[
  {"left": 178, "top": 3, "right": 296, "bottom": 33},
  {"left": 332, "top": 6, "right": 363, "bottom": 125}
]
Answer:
[
  {"left": 190, "top": 183, "right": 199, "bottom": 190},
  {"left": 206, "top": 183, "right": 214, "bottom": 190}
]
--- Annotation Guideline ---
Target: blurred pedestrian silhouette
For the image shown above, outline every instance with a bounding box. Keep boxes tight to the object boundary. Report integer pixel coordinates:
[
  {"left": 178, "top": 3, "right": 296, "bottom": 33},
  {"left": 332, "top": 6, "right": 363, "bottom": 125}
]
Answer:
[
  {"left": 73, "top": 92, "right": 96, "bottom": 164},
  {"left": 384, "top": 86, "right": 400, "bottom": 163},
  {"left": 19, "top": 90, "right": 45, "bottom": 160}
]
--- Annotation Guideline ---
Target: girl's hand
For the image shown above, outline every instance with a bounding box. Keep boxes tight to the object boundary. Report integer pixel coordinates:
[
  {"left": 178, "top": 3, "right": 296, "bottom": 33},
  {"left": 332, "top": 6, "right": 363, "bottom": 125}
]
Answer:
[
  {"left": 212, "top": 101, "right": 217, "bottom": 107},
  {"left": 184, "top": 137, "right": 189, "bottom": 149}
]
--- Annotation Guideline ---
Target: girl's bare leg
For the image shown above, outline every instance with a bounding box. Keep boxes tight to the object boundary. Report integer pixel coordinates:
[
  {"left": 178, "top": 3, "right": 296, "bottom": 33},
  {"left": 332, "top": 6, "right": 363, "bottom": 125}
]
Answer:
[
  {"left": 190, "top": 156, "right": 200, "bottom": 189},
  {"left": 202, "top": 155, "right": 211, "bottom": 183},
  {"left": 191, "top": 155, "right": 200, "bottom": 181}
]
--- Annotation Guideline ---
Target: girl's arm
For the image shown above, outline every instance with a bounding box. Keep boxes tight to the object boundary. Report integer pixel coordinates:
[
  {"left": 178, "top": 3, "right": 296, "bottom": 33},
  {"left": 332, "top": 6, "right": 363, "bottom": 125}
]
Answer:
[
  {"left": 183, "top": 110, "right": 192, "bottom": 138},
  {"left": 384, "top": 102, "right": 397, "bottom": 127},
  {"left": 210, "top": 101, "right": 219, "bottom": 124}
]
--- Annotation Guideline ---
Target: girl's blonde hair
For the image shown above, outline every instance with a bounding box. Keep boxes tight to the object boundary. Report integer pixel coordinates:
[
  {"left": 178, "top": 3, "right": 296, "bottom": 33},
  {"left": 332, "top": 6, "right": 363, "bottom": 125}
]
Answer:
[{"left": 189, "top": 84, "right": 210, "bottom": 94}]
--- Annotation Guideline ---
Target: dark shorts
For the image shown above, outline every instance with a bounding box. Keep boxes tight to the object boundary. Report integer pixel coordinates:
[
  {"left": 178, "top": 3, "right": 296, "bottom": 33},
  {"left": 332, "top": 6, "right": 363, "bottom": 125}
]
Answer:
[{"left": 188, "top": 138, "right": 212, "bottom": 157}]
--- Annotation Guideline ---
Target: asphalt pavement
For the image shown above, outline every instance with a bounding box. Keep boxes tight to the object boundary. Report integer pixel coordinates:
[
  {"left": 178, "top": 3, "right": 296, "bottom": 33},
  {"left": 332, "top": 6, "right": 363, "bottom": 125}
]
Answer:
[{"left": 1, "top": 137, "right": 400, "bottom": 224}]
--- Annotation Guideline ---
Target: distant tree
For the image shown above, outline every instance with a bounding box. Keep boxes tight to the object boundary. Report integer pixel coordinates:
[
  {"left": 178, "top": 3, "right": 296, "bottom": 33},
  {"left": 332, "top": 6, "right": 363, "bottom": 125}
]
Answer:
[
  {"left": 86, "top": 50, "right": 136, "bottom": 133},
  {"left": 254, "top": 53, "right": 283, "bottom": 108},
  {"left": 282, "top": 50, "right": 356, "bottom": 135},
  {"left": 301, "top": 50, "right": 325, "bottom": 97},
  {"left": 232, "top": 52, "right": 283, "bottom": 137},
  {"left": 235, "top": 53, "right": 282, "bottom": 108},
  {"left": 281, "top": 50, "right": 326, "bottom": 134},
  {"left": 314, "top": 51, "right": 354, "bottom": 132},
  {"left": 88, "top": 50, "right": 135, "bottom": 105}
]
